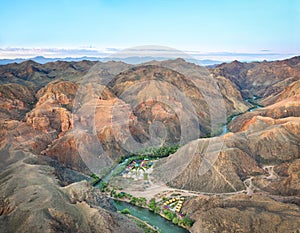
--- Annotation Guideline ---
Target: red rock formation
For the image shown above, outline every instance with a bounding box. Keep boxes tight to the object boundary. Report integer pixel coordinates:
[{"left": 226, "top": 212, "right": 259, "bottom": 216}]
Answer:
[
  {"left": 26, "top": 81, "right": 76, "bottom": 135},
  {"left": 0, "top": 83, "right": 35, "bottom": 120}
]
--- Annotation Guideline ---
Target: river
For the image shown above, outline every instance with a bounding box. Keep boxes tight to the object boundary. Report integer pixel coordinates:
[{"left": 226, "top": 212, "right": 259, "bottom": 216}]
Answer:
[
  {"left": 94, "top": 160, "right": 190, "bottom": 232},
  {"left": 113, "top": 200, "right": 189, "bottom": 233},
  {"left": 220, "top": 96, "right": 262, "bottom": 135},
  {"left": 94, "top": 160, "right": 128, "bottom": 188},
  {"left": 94, "top": 97, "right": 263, "bottom": 232}
]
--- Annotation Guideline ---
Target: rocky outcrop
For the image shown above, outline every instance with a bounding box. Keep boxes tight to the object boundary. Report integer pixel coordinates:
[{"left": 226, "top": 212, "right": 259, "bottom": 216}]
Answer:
[
  {"left": 261, "top": 80, "right": 300, "bottom": 106},
  {"left": 228, "top": 94, "right": 300, "bottom": 133},
  {"left": 26, "top": 81, "right": 77, "bottom": 135},
  {"left": 0, "top": 83, "right": 35, "bottom": 120},
  {"left": 147, "top": 58, "right": 249, "bottom": 121},
  {"left": 213, "top": 56, "right": 300, "bottom": 98},
  {"left": 0, "top": 59, "right": 132, "bottom": 90},
  {"left": 183, "top": 194, "right": 300, "bottom": 233},
  {"left": 253, "top": 159, "right": 300, "bottom": 196},
  {"left": 0, "top": 150, "right": 142, "bottom": 233},
  {"left": 153, "top": 114, "right": 299, "bottom": 193},
  {"left": 41, "top": 130, "right": 91, "bottom": 174},
  {"left": 109, "top": 65, "right": 211, "bottom": 140}
]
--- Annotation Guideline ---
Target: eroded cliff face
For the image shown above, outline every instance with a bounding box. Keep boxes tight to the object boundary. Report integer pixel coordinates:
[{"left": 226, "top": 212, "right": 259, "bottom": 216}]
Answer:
[
  {"left": 0, "top": 57, "right": 299, "bottom": 233},
  {"left": 0, "top": 150, "right": 142, "bottom": 233},
  {"left": 147, "top": 58, "right": 249, "bottom": 119},
  {"left": 155, "top": 115, "right": 299, "bottom": 193},
  {"left": 18, "top": 61, "right": 248, "bottom": 174},
  {"left": 0, "top": 69, "right": 144, "bottom": 231},
  {"left": 213, "top": 56, "right": 300, "bottom": 98},
  {"left": 148, "top": 58, "right": 300, "bottom": 233},
  {"left": 183, "top": 194, "right": 300, "bottom": 233},
  {"left": 154, "top": 64, "right": 300, "bottom": 193},
  {"left": 0, "top": 83, "right": 35, "bottom": 120},
  {"left": 25, "top": 81, "right": 77, "bottom": 135}
]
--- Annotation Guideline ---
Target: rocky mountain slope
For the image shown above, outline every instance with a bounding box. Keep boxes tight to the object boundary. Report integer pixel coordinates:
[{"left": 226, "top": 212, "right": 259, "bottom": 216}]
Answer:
[
  {"left": 0, "top": 149, "right": 142, "bottom": 233},
  {"left": 0, "top": 56, "right": 300, "bottom": 232},
  {"left": 0, "top": 59, "right": 248, "bottom": 173},
  {"left": 150, "top": 57, "right": 300, "bottom": 232},
  {"left": 213, "top": 56, "right": 300, "bottom": 98},
  {"left": 183, "top": 194, "right": 300, "bottom": 233}
]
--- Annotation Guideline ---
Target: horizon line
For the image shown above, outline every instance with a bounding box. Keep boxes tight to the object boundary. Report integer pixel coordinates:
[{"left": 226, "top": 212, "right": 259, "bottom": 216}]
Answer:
[{"left": 0, "top": 47, "right": 298, "bottom": 63}]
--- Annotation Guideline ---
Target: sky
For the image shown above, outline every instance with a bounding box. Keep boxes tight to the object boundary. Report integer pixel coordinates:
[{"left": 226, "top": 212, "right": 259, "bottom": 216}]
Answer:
[{"left": 0, "top": 0, "right": 299, "bottom": 60}]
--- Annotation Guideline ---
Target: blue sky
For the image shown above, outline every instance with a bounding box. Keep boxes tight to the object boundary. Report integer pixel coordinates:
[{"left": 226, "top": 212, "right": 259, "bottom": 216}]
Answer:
[{"left": 0, "top": 0, "right": 299, "bottom": 59}]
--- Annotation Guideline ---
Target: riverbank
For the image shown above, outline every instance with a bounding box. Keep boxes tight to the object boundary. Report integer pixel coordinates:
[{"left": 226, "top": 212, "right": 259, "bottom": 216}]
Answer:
[
  {"left": 91, "top": 147, "right": 193, "bottom": 233},
  {"left": 123, "top": 213, "right": 160, "bottom": 233},
  {"left": 220, "top": 96, "right": 263, "bottom": 135},
  {"left": 112, "top": 199, "right": 190, "bottom": 233},
  {"left": 110, "top": 193, "right": 193, "bottom": 230}
]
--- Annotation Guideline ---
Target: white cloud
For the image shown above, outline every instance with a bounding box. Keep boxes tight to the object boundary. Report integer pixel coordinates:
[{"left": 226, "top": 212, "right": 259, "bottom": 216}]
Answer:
[
  {"left": 0, "top": 46, "right": 297, "bottom": 62},
  {"left": 0, "top": 47, "right": 113, "bottom": 59}
]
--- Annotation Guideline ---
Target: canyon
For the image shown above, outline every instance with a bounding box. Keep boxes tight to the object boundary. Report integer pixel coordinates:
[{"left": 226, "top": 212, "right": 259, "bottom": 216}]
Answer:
[{"left": 0, "top": 56, "right": 299, "bottom": 233}]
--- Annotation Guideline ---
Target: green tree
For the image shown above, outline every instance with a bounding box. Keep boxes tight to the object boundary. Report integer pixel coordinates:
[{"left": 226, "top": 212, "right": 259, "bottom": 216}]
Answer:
[
  {"left": 172, "top": 217, "right": 179, "bottom": 225},
  {"left": 165, "top": 212, "right": 172, "bottom": 220},
  {"left": 154, "top": 206, "right": 161, "bottom": 214},
  {"left": 110, "top": 189, "right": 116, "bottom": 197},
  {"left": 163, "top": 210, "right": 173, "bottom": 220},
  {"left": 130, "top": 197, "right": 138, "bottom": 205},
  {"left": 99, "top": 181, "right": 108, "bottom": 192},
  {"left": 182, "top": 217, "right": 194, "bottom": 227},
  {"left": 117, "top": 192, "right": 126, "bottom": 199},
  {"left": 90, "top": 173, "right": 99, "bottom": 179},
  {"left": 137, "top": 197, "right": 147, "bottom": 206},
  {"left": 148, "top": 198, "right": 156, "bottom": 211}
]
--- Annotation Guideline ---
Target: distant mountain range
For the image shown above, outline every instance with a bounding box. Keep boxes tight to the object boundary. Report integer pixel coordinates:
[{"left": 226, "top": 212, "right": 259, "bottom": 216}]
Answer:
[{"left": 0, "top": 55, "right": 222, "bottom": 66}]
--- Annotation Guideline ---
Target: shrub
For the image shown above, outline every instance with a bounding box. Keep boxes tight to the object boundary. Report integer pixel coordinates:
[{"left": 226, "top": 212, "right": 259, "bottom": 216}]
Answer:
[
  {"left": 90, "top": 173, "right": 99, "bottom": 179},
  {"left": 172, "top": 217, "right": 179, "bottom": 224},
  {"left": 110, "top": 189, "right": 116, "bottom": 197},
  {"left": 148, "top": 198, "right": 157, "bottom": 211},
  {"left": 163, "top": 210, "right": 173, "bottom": 220},
  {"left": 137, "top": 197, "right": 147, "bottom": 207},
  {"left": 144, "top": 173, "right": 148, "bottom": 180},
  {"left": 182, "top": 217, "right": 195, "bottom": 227},
  {"left": 99, "top": 181, "right": 108, "bottom": 192},
  {"left": 130, "top": 197, "right": 138, "bottom": 205},
  {"left": 165, "top": 212, "right": 173, "bottom": 220},
  {"left": 120, "top": 208, "right": 131, "bottom": 214},
  {"left": 154, "top": 206, "right": 161, "bottom": 214}
]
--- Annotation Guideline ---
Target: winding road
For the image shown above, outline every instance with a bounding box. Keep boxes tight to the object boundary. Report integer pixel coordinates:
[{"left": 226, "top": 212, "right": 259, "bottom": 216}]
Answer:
[{"left": 243, "top": 165, "right": 278, "bottom": 196}]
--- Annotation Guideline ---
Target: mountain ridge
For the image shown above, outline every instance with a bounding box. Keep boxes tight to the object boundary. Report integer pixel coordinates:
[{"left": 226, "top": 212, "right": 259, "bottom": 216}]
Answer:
[{"left": 0, "top": 56, "right": 299, "bottom": 233}]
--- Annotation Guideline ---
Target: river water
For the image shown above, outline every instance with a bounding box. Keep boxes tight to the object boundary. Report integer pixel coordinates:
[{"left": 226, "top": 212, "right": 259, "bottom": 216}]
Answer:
[
  {"left": 94, "top": 160, "right": 128, "bottom": 188},
  {"left": 113, "top": 200, "right": 189, "bottom": 233},
  {"left": 220, "top": 97, "right": 262, "bottom": 135}
]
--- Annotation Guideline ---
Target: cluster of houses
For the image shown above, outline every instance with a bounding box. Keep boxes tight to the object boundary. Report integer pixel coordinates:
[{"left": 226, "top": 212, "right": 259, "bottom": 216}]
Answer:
[
  {"left": 121, "top": 159, "right": 154, "bottom": 180},
  {"left": 163, "top": 197, "right": 185, "bottom": 213},
  {"left": 125, "top": 159, "right": 153, "bottom": 172}
]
